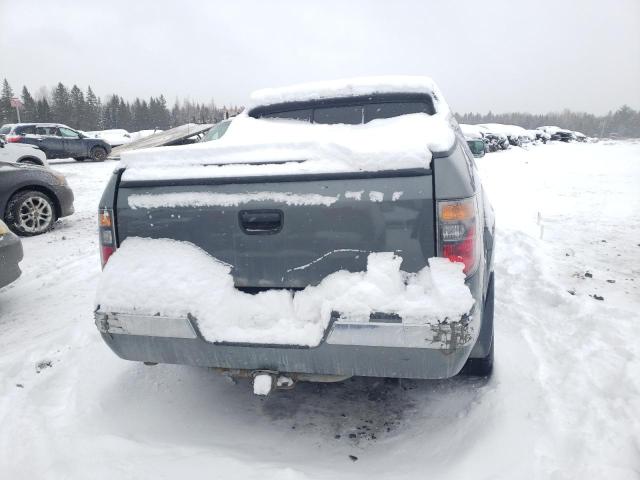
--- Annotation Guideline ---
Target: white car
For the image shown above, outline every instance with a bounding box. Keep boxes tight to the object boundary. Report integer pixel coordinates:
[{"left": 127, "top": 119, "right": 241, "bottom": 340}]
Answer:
[{"left": 0, "top": 139, "right": 49, "bottom": 167}]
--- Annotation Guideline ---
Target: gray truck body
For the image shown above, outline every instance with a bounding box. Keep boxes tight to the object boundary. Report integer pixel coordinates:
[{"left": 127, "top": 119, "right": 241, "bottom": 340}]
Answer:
[{"left": 95, "top": 90, "right": 495, "bottom": 380}]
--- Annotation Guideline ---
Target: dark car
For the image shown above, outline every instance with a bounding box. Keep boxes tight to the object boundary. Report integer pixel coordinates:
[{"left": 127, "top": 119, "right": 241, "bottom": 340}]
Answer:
[
  {"left": 0, "top": 161, "right": 74, "bottom": 236},
  {"left": 0, "top": 219, "right": 23, "bottom": 288},
  {"left": 0, "top": 123, "right": 111, "bottom": 162}
]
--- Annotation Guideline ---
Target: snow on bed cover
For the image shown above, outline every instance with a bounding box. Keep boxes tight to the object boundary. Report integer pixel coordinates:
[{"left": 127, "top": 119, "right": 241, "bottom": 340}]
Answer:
[
  {"left": 248, "top": 75, "right": 450, "bottom": 112},
  {"left": 120, "top": 113, "right": 454, "bottom": 182},
  {"left": 96, "top": 237, "right": 474, "bottom": 347}
]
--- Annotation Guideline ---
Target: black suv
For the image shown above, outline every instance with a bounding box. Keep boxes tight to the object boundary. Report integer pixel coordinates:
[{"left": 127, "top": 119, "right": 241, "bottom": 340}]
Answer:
[{"left": 0, "top": 123, "right": 111, "bottom": 162}]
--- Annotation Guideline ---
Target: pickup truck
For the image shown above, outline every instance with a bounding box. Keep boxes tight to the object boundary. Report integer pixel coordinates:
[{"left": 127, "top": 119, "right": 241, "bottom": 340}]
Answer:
[{"left": 94, "top": 77, "right": 495, "bottom": 391}]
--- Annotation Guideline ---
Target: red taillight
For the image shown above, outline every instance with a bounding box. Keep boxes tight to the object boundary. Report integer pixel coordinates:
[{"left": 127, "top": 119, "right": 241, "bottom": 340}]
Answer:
[
  {"left": 101, "top": 245, "right": 115, "bottom": 266},
  {"left": 442, "top": 225, "right": 476, "bottom": 273},
  {"left": 6, "top": 135, "right": 21, "bottom": 143},
  {"left": 438, "top": 197, "right": 479, "bottom": 275},
  {"left": 99, "top": 209, "right": 116, "bottom": 268}
]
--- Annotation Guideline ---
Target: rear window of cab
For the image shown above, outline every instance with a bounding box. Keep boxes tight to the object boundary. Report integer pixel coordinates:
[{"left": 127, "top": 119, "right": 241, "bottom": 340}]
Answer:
[{"left": 250, "top": 94, "right": 436, "bottom": 125}]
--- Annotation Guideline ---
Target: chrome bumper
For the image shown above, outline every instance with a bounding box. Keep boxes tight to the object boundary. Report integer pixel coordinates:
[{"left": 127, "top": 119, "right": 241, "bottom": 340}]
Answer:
[{"left": 95, "top": 310, "right": 473, "bottom": 350}]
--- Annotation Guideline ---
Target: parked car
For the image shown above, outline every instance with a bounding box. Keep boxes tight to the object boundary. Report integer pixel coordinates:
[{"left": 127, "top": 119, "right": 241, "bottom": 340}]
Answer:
[
  {"left": 460, "top": 124, "right": 486, "bottom": 157},
  {"left": 0, "top": 161, "right": 74, "bottom": 235},
  {"left": 537, "top": 126, "right": 575, "bottom": 142},
  {"left": 0, "top": 123, "right": 111, "bottom": 162},
  {"left": 0, "top": 138, "right": 49, "bottom": 167},
  {"left": 0, "top": 219, "right": 23, "bottom": 288},
  {"left": 95, "top": 76, "right": 496, "bottom": 391},
  {"left": 573, "top": 131, "right": 588, "bottom": 142},
  {"left": 108, "top": 123, "right": 214, "bottom": 160}
]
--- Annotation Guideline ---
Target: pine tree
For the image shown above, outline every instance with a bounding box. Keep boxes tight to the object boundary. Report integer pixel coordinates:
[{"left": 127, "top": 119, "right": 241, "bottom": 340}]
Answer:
[
  {"left": 69, "top": 85, "right": 86, "bottom": 129},
  {"left": 51, "top": 82, "right": 72, "bottom": 124},
  {"left": 85, "top": 86, "right": 101, "bottom": 131},
  {"left": 171, "top": 99, "right": 181, "bottom": 127},
  {"left": 102, "top": 95, "right": 120, "bottom": 129},
  {"left": 157, "top": 94, "right": 170, "bottom": 129},
  {"left": 21, "top": 86, "right": 36, "bottom": 122},
  {"left": 118, "top": 97, "right": 132, "bottom": 131},
  {"left": 36, "top": 98, "right": 52, "bottom": 122},
  {"left": 0, "top": 79, "right": 16, "bottom": 124}
]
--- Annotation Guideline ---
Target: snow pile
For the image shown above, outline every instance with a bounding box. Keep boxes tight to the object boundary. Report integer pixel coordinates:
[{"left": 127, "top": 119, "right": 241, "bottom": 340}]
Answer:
[
  {"left": 247, "top": 75, "right": 450, "bottom": 114},
  {"left": 479, "top": 123, "right": 533, "bottom": 139},
  {"left": 120, "top": 113, "right": 454, "bottom": 181},
  {"left": 96, "top": 238, "right": 474, "bottom": 346},
  {"left": 460, "top": 124, "right": 484, "bottom": 140},
  {"left": 129, "top": 129, "right": 162, "bottom": 141},
  {"left": 84, "top": 129, "right": 131, "bottom": 147}
]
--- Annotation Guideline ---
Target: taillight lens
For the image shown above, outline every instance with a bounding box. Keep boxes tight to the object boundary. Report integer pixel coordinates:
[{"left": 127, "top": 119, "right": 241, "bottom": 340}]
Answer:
[
  {"left": 99, "top": 209, "right": 116, "bottom": 268},
  {"left": 438, "top": 197, "right": 480, "bottom": 275},
  {"left": 6, "top": 135, "right": 21, "bottom": 143}
]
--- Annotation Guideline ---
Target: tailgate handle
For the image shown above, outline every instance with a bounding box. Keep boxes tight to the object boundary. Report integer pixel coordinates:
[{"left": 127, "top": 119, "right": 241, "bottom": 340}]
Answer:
[{"left": 239, "top": 210, "right": 283, "bottom": 235}]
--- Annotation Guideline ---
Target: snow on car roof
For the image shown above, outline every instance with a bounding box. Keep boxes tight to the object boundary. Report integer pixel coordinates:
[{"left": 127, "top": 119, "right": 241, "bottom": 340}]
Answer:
[
  {"left": 121, "top": 112, "right": 456, "bottom": 181},
  {"left": 248, "top": 75, "right": 451, "bottom": 114},
  {"left": 460, "top": 124, "right": 484, "bottom": 140}
]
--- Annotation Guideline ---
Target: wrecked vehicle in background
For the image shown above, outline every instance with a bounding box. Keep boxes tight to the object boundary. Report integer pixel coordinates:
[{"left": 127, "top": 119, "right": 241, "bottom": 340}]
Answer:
[
  {"left": 460, "top": 124, "right": 486, "bottom": 157},
  {"left": 94, "top": 76, "right": 496, "bottom": 394},
  {"left": 108, "top": 123, "right": 215, "bottom": 160},
  {"left": 538, "top": 126, "right": 575, "bottom": 142}
]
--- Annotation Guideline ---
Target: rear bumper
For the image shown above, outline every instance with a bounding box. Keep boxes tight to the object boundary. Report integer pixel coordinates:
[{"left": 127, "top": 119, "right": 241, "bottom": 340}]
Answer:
[
  {"left": 95, "top": 309, "right": 478, "bottom": 379},
  {"left": 0, "top": 232, "right": 23, "bottom": 288}
]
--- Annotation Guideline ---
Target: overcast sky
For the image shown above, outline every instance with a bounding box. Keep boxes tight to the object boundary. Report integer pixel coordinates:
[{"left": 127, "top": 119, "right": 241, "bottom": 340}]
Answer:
[{"left": 1, "top": 0, "right": 638, "bottom": 114}]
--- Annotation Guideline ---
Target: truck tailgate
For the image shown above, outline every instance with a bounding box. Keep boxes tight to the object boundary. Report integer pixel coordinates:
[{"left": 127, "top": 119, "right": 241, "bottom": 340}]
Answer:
[{"left": 116, "top": 172, "right": 435, "bottom": 288}]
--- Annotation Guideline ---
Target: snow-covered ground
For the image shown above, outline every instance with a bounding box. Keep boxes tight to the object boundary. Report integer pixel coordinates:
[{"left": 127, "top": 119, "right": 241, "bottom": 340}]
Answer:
[{"left": 0, "top": 141, "right": 639, "bottom": 479}]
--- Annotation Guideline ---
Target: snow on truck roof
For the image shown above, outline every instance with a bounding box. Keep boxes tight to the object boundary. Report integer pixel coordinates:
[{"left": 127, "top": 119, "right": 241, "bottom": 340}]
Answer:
[
  {"left": 248, "top": 75, "right": 450, "bottom": 113},
  {"left": 120, "top": 76, "right": 456, "bottom": 182}
]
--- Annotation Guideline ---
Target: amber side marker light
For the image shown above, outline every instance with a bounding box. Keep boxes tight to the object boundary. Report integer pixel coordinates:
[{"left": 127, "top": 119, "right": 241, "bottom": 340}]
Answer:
[
  {"left": 439, "top": 201, "right": 475, "bottom": 222},
  {"left": 99, "top": 211, "right": 112, "bottom": 227}
]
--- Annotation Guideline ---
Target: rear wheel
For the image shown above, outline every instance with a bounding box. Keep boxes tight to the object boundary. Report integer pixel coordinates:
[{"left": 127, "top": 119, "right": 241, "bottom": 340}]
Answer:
[
  {"left": 460, "top": 336, "right": 494, "bottom": 377},
  {"left": 89, "top": 146, "right": 107, "bottom": 162},
  {"left": 459, "top": 272, "right": 495, "bottom": 377},
  {"left": 5, "top": 190, "right": 56, "bottom": 236}
]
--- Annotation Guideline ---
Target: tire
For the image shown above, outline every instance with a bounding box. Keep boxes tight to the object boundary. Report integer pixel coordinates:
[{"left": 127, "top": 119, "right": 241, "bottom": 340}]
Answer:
[
  {"left": 4, "top": 190, "right": 56, "bottom": 236},
  {"left": 89, "top": 146, "right": 107, "bottom": 162},
  {"left": 459, "top": 272, "right": 495, "bottom": 377},
  {"left": 460, "top": 336, "right": 494, "bottom": 377},
  {"left": 18, "top": 157, "right": 43, "bottom": 166}
]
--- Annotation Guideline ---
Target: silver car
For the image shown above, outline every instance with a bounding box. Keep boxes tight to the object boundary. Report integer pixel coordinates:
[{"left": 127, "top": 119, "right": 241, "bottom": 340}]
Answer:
[{"left": 0, "top": 138, "right": 49, "bottom": 167}]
